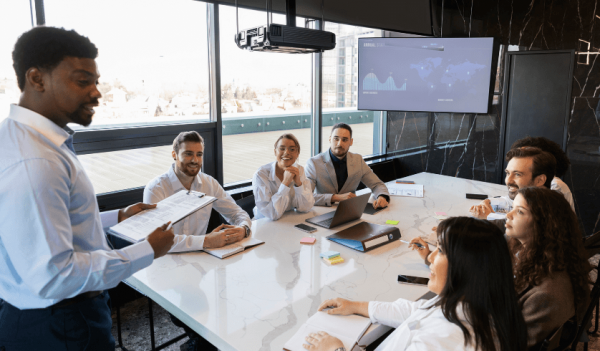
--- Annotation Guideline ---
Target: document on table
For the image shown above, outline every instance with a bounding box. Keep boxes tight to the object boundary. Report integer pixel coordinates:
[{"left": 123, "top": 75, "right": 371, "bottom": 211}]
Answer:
[
  {"left": 284, "top": 311, "right": 371, "bottom": 351},
  {"left": 388, "top": 183, "right": 424, "bottom": 197},
  {"left": 108, "top": 190, "right": 217, "bottom": 243},
  {"left": 203, "top": 237, "right": 264, "bottom": 259}
]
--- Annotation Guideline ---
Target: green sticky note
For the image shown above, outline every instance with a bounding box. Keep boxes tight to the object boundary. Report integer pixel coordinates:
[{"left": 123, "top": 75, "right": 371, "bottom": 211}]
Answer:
[{"left": 386, "top": 220, "right": 399, "bottom": 225}]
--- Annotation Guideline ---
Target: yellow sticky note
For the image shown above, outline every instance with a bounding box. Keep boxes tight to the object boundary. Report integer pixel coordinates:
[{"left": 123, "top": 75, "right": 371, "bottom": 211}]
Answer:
[{"left": 386, "top": 220, "right": 399, "bottom": 225}]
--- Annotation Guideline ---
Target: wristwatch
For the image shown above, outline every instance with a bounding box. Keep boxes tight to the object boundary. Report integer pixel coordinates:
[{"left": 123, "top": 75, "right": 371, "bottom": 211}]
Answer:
[
  {"left": 334, "top": 348, "right": 346, "bottom": 351},
  {"left": 243, "top": 225, "right": 251, "bottom": 238}
]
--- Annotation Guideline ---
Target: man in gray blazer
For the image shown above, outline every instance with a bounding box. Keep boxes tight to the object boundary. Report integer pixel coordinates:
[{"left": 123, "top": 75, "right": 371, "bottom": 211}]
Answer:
[{"left": 305, "top": 123, "right": 390, "bottom": 207}]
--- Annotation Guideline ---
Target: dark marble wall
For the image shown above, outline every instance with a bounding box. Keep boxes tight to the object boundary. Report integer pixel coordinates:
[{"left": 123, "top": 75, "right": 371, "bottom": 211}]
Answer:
[{"left": 386, "top": 0, "right": 600, "bottom": 235}]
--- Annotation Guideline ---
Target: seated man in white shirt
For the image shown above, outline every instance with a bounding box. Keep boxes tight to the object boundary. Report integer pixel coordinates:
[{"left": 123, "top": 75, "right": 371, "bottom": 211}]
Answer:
[
  {"left": 144, "top": 131, "right": 251, "bottom": 351},
  {"left": 144, "top": 131, "right": 252, "bottom": 251},
  {"left": 510, "top": 136, "right": 575, "bottom": 211},
  {"left": 470, "top": 146, "right": 557, "bottom": 220}
]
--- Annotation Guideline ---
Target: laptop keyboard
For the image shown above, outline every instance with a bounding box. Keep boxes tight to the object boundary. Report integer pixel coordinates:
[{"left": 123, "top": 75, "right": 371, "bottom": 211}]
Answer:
[{"left": 316, "top": 217, "right": 334, "bottom": 227}]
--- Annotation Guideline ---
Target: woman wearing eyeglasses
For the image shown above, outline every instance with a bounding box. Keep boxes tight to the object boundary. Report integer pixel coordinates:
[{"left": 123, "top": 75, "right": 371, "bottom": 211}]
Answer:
[{"left": 252, "top": 133, "right": 315, "bottom": 220}]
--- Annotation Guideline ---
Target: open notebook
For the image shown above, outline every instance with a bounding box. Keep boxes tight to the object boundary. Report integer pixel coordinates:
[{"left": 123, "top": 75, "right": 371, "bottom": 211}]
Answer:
[
  {"left": 284, "top": 311, "right": 371, "bottom": 351},
  {"left": 203, "top": 237, "right": 264, "bottom": 259},
  {"left": 109, "top": 190, "right": 216, "bottom": 243}
]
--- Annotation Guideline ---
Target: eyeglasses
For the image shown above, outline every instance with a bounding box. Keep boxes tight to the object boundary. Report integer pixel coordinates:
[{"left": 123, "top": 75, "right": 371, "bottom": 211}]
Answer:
[{"left": 277, "top": 147, "right": 298, "bottom": 153}]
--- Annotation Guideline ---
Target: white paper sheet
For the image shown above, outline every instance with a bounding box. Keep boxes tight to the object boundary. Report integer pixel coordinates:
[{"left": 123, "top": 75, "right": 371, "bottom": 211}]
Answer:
[
  {"left": 109, "top": 190, "right": 216, "bottom": 242},
  {"left": 388, "top": 183, "right": 424, "bottom": 197},
  {"left": 284, "top": 311, "right": 371, "bottom": 351}
]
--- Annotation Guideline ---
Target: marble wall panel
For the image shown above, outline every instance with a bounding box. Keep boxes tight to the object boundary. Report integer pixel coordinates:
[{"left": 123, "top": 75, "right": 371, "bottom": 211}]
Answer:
[{"left": 386, "top": 0, "right": 600, "bottom": 235}]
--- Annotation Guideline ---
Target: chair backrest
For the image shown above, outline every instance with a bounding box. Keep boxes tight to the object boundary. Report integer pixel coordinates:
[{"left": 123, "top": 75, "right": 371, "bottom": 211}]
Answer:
[
  {"left": 570, "top": 265, "right": 600, "bottom": 350},
  {"left": 584, "top": 231, "right": 600, "bottom": 258},
  {"left": 236, "top": 194, "right": 255, "bottom": 220}
]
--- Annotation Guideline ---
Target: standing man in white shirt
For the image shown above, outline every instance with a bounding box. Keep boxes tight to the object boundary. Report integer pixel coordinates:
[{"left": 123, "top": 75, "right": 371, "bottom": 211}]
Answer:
[
  {"left": 144, "top": 131, "right": 251, "bottom": 351},
  {"left": 305, "top": 123, "right": 390, "bottom": 208},
  {"left": 0, "top": 27, "right": 174, "bottom": 350}
]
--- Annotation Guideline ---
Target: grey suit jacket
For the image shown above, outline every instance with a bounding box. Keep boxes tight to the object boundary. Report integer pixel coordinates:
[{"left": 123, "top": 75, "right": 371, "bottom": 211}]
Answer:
[{"left": 305, "top": 150, "right": 390, "bottom": 206}]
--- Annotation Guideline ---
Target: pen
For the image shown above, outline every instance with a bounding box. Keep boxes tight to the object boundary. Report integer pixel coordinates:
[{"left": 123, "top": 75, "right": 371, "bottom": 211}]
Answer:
[
  {"left": 400, "top": 239, "right": 423, "bottom": 248},
  {"left": 166, "top": 222, "right": 173, "bottom": 231}
]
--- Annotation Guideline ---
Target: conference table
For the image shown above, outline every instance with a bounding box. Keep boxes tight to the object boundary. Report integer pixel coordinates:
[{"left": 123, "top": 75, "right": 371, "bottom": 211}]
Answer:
[{"left": 126, "top": 172, "right": 509, "bottom": 351}]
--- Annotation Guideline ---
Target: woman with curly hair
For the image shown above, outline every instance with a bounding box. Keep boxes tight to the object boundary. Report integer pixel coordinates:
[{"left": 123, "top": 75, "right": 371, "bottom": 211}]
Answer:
[{"left": 505, "top": 186, "right": 590, "bottom": 347}]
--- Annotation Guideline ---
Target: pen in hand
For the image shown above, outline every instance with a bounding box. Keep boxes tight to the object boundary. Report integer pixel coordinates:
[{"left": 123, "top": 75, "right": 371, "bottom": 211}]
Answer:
[{"left": 400, "top": 239, "right": 423, "bottom": 248}]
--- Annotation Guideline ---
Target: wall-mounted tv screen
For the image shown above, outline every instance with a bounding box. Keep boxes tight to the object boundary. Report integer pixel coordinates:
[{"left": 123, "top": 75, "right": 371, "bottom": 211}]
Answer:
[{"left": 358, "top": 37, "right": 496, "bottom": 113}]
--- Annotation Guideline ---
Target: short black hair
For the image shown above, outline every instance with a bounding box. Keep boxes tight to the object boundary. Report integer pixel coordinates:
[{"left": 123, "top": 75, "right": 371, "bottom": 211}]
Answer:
[
  {"left": 510, "top": 136, "right": 570, "bottom": 178},
  {"left": 506, "top": 146, "right": 556, "bottom": 188},
  {"left": 331, "top": 122, "right": 352, "bottom": 137},
  {"left": 12, "top": 26, "right": 98, "bottom": 91},
  {"left": 173, "top": 131, "right": 204, "bottom": 154}
]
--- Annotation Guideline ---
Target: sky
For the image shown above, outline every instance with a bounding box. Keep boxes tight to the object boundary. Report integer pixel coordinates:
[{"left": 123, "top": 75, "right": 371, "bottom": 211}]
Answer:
[{"left": 1, "top": 0, "right": 312, "bottom": 93}]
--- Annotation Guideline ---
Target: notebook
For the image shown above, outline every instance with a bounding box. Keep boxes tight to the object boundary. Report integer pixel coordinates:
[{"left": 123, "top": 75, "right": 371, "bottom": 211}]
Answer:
[
  {"left": 283, "top": 311, "right": 371, "bottom": 351},
  {"left": 203, "top": 237, "right": 264, "bottom": 259},
  {"left": 109, "top": 190, "right": 217, "bottom": 243}
]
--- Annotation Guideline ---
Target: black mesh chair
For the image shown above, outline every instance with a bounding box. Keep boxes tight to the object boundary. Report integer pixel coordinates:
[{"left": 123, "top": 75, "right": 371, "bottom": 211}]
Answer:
[
  {"left": 569, "top": 265, "right": 600, "bottom": 351},
  {"left": 236, "top": 194, "right": 255, "bottom": 220}
]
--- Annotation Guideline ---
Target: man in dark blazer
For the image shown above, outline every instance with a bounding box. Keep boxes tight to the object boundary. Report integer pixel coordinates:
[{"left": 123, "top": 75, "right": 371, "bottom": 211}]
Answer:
[{"left": 305, "top": 123, "right": 390, "bottom": 207}]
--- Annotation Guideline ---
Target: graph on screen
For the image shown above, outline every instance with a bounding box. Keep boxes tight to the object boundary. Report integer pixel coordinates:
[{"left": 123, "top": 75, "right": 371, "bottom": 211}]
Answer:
[{"left": 358, "top": 38, "right": 495, "bottom": 113}]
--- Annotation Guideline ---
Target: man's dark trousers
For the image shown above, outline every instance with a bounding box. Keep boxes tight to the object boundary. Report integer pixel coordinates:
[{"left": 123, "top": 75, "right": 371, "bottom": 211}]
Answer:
[{"left": 0, "top": 291, "right": 115, "bottom": 351}]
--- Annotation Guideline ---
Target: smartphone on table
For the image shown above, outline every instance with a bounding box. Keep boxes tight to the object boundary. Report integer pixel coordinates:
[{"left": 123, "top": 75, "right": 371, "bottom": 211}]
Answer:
[
  {"left": 397, "top": 274, "right": 429, "bottom": 286},
  {"left": 295, "top": 223, "right": 317, "bottom": 233}
]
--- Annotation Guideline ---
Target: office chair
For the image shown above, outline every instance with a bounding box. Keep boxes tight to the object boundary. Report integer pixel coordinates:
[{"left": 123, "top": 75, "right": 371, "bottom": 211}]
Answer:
[
  {"left": 584, "top": 232, "right": 600, "bottom": 335},
  {"left": 236, "top": 194, "right": 255, "bottom": 219},
  {"left": 570, "top": 265, "right": 600, "bottom": 351}
]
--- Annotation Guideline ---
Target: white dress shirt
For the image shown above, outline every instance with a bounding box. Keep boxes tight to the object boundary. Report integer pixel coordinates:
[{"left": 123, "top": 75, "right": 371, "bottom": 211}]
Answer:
[
  {"left": 252, "top": 162, "right": 315, "bottom": 220},
  {"left": 551, "top": 177, "right": 575, "bottom": 212},
  {"left": 0, "top": 105, "right": 155, "bottom": 309},
  {"left": 369, "top": 296, "right": 475, "bottom": 351},
  {"left": 144, "top": 164, "right": 251, "bottom": 252}
]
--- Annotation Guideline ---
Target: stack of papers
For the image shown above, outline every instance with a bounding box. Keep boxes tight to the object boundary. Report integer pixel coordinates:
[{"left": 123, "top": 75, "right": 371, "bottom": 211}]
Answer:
[
  {"left": 388, "top": 183, "right": 424, "bottom": 197},
  {"left": 109, "top": 190, "right": 217, "bottom": 243}
]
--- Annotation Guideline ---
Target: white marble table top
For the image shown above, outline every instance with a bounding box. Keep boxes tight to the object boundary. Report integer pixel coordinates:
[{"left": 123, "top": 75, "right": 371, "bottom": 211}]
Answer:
[{"left": 126, "top": 172, "right": 509, "bottom": 351}]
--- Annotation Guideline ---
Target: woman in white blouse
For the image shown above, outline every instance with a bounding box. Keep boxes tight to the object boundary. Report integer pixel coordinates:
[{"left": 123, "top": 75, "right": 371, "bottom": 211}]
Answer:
[
  {"left": 304, "top": 217, "right": 528, "bottom": 351},
  {"left": 252, "top": 133, "right": 315, "bottom": 220}
]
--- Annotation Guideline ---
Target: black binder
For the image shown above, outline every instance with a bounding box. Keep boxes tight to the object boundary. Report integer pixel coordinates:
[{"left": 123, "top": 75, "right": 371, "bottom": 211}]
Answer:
[{"left": 326, "top": 222, "right": 401, "bottom": 252}]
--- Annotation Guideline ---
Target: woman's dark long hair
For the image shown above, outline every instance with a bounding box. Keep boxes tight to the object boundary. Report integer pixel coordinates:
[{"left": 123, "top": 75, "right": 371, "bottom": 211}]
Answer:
[
  {"left": 435, "top": 217, "right": 528, "bottom": 351},
  {"left": 510, "top": 187, "right": 590, "bottom": 315}
]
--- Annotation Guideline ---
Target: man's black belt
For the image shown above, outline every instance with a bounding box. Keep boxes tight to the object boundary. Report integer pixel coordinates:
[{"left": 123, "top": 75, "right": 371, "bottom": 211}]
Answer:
[{"left": 52, "top": 290, "right": 104, "bottom": 309}]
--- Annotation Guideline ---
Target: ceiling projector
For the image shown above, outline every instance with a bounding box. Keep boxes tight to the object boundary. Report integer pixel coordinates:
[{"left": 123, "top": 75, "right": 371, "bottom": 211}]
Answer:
[
  {"left": 234, "top": 0, "right": 336, "bottom": 53},
  {"left": 236, "top": 24, "right": 336, "bottom": 53}
]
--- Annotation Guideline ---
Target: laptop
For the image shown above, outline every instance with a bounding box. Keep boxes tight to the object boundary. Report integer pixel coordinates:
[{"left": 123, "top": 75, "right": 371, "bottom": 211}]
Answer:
[{"left": 306, "top": 193, "right": 370, "bottom": 229}]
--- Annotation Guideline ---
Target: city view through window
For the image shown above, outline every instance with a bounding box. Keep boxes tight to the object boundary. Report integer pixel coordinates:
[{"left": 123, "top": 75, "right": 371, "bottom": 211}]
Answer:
[{"left": 1, "top": 1, "right": 387, "bottom": 193}]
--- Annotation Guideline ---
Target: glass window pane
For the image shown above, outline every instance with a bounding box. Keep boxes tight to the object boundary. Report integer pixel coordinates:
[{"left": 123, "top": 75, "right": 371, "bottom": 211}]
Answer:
[
  {"left": 44, "top": 0, "right": 209, "bottom": 130},
  {"left": 78, "top": 146, "right": 174, "bottom": 194},
  {"left": 0, "top": 2, "right": 32, "bottom": 121},
  {"left": 219, "top": 5, "right": 312, "bottom": 185},
  {"left": 322, "top": 22, "right": 385, "bottom": 157}
]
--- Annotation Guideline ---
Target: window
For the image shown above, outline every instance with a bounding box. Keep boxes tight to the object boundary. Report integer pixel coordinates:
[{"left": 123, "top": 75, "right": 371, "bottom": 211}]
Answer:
[
  {"left": 45, "top": 0, "right": 210, "bottom": 131},
  {"left": 219, "top": 5, "right": 312, "bottom": 185},
  {"left": 44, "top": 0, "right": 212, "bottom": 195},
  {"left": 322, "top": 22, "right": 385, "bottom": 157},
  {"left": 0, "top": 2, "right": 31, "bottom": 121}
]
